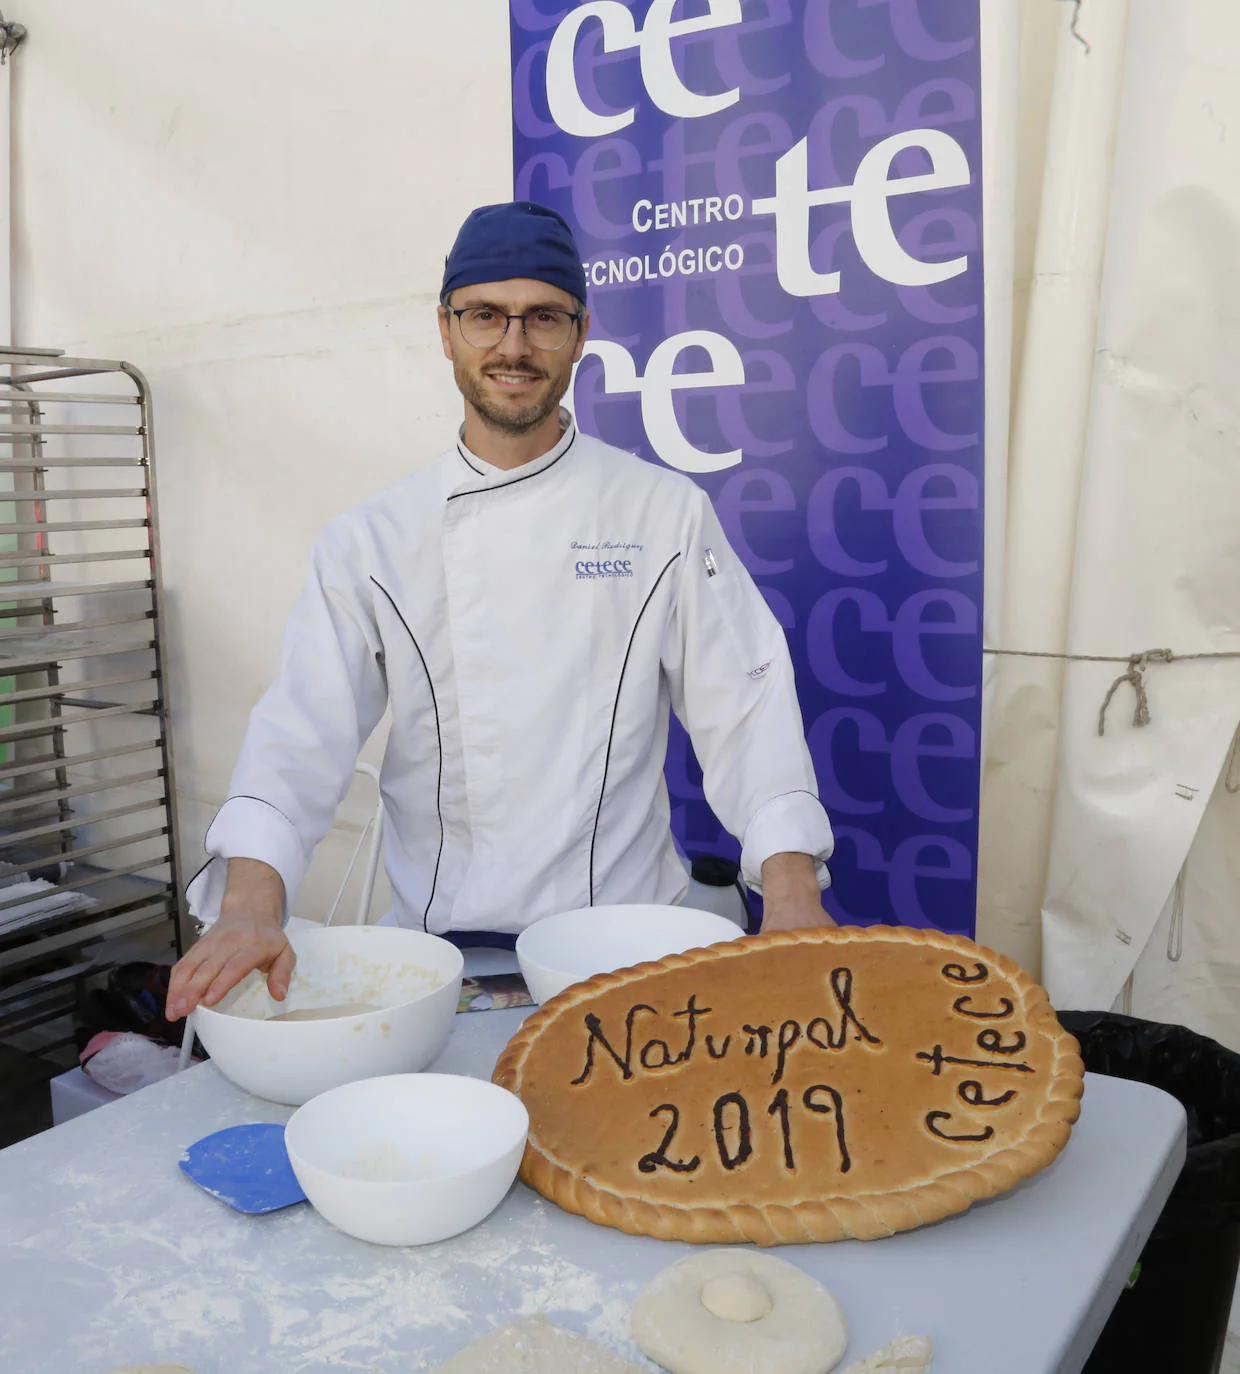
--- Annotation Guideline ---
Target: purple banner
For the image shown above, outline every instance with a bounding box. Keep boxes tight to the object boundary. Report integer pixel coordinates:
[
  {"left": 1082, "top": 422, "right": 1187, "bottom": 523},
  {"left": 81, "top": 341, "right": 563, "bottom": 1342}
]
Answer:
[{"left": 510, "top": 0, "right": 984, "bottom": 934}]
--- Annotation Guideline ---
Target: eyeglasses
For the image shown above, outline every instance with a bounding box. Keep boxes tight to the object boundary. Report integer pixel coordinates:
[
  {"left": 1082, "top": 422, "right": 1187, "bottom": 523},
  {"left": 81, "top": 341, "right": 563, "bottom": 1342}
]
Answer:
[{"left": 444, "top": 305, "right": 582, "bottom": 352}]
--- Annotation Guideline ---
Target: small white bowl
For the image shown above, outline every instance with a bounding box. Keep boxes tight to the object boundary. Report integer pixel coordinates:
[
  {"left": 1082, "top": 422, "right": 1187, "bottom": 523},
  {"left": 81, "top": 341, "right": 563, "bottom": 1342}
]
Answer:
[
  {"left": 284, "top": 1073, "right": 529, "bottom": 1246},
  {"left": 516, "top": 903, "right": 746, "bottom": 1005},
  {"left": 194, "top": 925, "right": 464, "bottom": 1105}
]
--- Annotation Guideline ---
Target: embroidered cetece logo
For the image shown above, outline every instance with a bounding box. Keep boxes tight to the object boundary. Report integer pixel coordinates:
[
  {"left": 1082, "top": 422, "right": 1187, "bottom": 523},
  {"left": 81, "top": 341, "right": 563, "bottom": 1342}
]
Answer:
[
  {"left": 576, "top": 557, "right": 634, "bottom": 579},
  {"left": 572, "top": 540, "right": 641, "bottom": 579}
]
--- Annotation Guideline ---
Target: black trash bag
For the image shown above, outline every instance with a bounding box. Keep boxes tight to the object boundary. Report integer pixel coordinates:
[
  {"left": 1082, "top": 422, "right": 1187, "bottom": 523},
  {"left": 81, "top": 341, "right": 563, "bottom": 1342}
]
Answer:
[
  {"left": 77, "top": 961, "right": 186, "bottom": 1054},
  {"left": 1058, "top": 1010, "right": 1240, "bottom": 1237},
  {"left": 1058, "top": 1010, "right": 1240, "bottom": 1374}
]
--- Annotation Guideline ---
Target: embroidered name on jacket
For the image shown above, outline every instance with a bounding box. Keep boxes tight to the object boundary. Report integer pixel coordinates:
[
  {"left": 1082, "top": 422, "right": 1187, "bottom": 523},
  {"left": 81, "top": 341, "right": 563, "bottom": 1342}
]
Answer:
[{"left": 575, "top": 558, "right": 635, "bottom": 579}]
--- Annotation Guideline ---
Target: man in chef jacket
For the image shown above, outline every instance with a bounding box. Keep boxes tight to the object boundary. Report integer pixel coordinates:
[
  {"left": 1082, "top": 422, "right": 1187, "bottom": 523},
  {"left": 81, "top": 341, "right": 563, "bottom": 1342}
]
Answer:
[{"left": 166, "top": 201, "right": 834, "bottom": 1022}]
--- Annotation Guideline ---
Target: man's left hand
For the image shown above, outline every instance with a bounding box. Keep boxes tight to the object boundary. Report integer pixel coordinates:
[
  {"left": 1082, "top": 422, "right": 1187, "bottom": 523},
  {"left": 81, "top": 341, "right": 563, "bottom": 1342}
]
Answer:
[{"left": 757, "top": 851, "right": 835, "bottom": 933}]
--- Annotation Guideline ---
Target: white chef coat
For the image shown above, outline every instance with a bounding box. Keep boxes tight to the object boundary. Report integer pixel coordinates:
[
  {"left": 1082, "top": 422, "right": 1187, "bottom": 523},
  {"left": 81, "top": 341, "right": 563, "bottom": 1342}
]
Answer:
[{"left": 187, "top": 416, "right": 833, "bottom": 935}]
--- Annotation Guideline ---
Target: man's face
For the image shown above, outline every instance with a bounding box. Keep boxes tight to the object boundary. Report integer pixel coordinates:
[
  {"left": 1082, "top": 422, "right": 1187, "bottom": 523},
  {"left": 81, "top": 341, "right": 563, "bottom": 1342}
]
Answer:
[{"left": 438, "top": 278, "right": 590, "bottom": 436}]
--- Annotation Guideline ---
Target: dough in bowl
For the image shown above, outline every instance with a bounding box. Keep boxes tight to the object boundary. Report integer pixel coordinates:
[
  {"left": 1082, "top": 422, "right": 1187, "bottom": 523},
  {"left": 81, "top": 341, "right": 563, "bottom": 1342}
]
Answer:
[{"left": 631, "top": 1249, "right": 847, "bottom": 1374}]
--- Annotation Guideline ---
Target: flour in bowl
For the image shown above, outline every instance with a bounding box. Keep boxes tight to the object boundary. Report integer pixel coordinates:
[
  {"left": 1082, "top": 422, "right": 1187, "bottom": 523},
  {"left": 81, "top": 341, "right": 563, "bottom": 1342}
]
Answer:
[{"left": 339, "top": 1141, "right": 438, "bottom": 1183}]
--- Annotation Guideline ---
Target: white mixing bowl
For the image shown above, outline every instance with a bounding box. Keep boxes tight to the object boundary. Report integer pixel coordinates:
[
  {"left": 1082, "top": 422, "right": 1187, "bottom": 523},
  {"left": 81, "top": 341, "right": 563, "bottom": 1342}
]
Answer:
[
  {"left": 194, "top": 925, "right": 464, "bottom": 1105},
  {"left": 516, "top": 903, "right": 746, "bottom": 1005},
  {"left": 284, "top": 1073, "right": 529, "bottom": 1246}
]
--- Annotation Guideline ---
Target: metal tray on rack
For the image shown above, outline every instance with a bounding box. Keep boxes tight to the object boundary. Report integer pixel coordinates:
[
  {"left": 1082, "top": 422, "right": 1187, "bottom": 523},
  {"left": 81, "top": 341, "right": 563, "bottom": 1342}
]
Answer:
[{"left": 0, "top": 346, "right": 184, "bottom": 1034}]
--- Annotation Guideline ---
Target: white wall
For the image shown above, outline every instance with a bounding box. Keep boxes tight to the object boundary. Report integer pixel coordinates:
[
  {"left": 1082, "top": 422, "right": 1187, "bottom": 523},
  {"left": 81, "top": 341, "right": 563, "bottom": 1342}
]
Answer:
[
  {"left": 11, "top": 0, "right": 513, "bottom": 919},
  {"left": 11, "top": 0, "right": 1063, "bottom": 946}
]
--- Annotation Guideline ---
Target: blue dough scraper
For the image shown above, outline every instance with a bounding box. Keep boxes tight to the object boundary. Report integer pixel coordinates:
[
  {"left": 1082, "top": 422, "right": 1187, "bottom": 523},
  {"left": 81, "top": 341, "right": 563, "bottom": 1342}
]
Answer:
[{"left": 178, "top": 1123, "right": 307, "bottom": 1214}]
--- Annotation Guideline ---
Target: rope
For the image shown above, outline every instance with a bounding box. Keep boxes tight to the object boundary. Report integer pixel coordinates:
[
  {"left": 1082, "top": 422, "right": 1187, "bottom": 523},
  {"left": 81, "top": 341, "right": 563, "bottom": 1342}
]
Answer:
[
  {"left": 0, "top": 10, "right": 25, "bottom": 62},
  {"left": 1094, "top": 649, "right": 1174, "bottom": 735},
  {"left": 983, "top": 646, "right": 1240, "bottom": 735},
  {"left": 1067, "top": 0, "right": 1091, "bottom": 54}
]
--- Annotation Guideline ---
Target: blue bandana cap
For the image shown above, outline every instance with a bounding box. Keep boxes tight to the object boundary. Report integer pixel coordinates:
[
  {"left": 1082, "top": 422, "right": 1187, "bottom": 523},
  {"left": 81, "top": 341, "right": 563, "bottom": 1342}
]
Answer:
[{"left": 441, "top": 201, "right": 587, "bottom": 309}]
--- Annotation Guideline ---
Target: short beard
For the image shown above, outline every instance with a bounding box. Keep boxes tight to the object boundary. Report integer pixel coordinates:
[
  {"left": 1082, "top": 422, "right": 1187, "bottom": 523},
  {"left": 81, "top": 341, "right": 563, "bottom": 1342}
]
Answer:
[{"left": 455, "top": 359, "right": 571, "bottom": 436}]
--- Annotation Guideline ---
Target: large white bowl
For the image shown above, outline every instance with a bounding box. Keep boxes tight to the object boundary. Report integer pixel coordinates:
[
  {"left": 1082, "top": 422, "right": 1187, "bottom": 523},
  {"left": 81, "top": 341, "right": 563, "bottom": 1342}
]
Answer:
[
  {"left": 284, "top": 1073, "right": 529, "bottom": 1246},
  {"left": 516, "top": 903, "right": 746, "bottom": 1005},
  {"left": 193, "top": 925, "right": 464, "bottom": 1105}
]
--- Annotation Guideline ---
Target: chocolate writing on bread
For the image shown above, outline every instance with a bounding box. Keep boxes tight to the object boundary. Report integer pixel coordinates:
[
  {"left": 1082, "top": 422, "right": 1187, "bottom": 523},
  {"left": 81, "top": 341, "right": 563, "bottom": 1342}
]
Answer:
[{"left": 493, "top": 926, "right": 1084, "bottom": 1245}]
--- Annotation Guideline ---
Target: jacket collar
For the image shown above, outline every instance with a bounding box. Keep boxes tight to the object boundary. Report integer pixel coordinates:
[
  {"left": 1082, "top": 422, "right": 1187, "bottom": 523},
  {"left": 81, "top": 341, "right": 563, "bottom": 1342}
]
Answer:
[{"left": 450, "top": 410, "right": 577, "bottom": 497}]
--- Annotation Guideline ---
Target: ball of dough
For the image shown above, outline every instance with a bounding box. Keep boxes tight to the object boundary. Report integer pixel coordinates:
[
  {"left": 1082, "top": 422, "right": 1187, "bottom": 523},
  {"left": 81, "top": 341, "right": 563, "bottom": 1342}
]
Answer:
[
  {"left": 631, "top": 1249, "right": 847, "bottom": 1374},
  {"left": 700, "top": 1272, "right": 774, "bottom": 1323}
]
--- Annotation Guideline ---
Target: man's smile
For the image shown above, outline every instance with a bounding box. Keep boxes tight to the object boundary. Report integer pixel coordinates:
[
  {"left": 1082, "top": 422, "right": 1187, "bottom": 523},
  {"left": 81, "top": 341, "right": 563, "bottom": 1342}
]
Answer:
[{"left": 485, "top": 370, "right": 543, "bottom": 391}]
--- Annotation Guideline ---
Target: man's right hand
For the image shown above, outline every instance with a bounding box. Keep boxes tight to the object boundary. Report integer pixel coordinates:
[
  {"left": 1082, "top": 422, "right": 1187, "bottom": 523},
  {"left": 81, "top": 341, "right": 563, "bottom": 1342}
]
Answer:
[{"left": 165, "top": 858, "right": 294, "bottom": 1021}]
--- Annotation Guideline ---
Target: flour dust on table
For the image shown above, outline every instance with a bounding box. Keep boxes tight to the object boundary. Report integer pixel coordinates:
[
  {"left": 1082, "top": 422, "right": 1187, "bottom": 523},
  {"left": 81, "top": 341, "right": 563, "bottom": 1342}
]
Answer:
[
  {"left": 436, "top": 1315, "right": 649, "bottom": 1371},
  {"left": 101, "top": 1365, "right": 198, "bottom": 1373}
]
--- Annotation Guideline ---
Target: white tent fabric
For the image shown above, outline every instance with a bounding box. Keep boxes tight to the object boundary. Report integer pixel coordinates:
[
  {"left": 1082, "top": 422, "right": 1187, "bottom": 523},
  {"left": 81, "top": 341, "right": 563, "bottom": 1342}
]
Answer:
[
  {"left": 1032, "top": 0, "right": 1240, "bottom": 1032},
  {"left": 977, "top": 0, "right": 1240, "bottom": 1056},
  {"left": 977, "top": 0, "right": 1132, "bottom": 980},
  {"left": 1126, "top": 749, "right": 1240, "bottom": 1045}
]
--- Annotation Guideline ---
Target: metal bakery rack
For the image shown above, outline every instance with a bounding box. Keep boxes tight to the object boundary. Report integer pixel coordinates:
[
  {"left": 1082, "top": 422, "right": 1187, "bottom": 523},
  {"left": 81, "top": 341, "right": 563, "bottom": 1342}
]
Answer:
[{"left": 0, "top": 346, "right": 185, "bottom": 1043}]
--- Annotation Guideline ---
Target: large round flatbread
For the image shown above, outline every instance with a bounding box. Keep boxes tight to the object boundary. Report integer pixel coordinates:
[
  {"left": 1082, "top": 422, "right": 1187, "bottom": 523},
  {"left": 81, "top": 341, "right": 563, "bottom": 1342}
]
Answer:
[{"left": 493, "top": 926, "right": 1083, "bottom": 1245}]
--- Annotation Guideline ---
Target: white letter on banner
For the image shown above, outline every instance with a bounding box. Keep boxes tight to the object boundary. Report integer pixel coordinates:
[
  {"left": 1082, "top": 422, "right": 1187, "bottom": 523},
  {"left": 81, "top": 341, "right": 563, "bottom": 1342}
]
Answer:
[
  {"left": 546, "top": 0, "right": 741, "bottom": 136},
  {"left": 850, "top": 130, "right": 971, "bottom": 286},
  {"left": 752, "top": 129, "right": 972, "bottom": 297},
  {"left": 641, "top": 332, "right": 745, "bottom": 473},
  {"left": 579, "top": 334, "right": 745, "bottom": 474},
  {"left": 546, "top": 3, "right": 639, "bottom": 137},
  {"left": 580, "top": 340, "right": 641, "bottom": 394},
  {"left": 752, "top": 138, "right": 845, "bottom": 298},
  {"left": 639, "top": 0, "right": 743, "bottom": 120}
]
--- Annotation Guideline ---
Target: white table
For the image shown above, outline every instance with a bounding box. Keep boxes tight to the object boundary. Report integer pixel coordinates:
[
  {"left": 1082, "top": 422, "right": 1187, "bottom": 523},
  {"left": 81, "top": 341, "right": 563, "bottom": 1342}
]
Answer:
[
  {"left": 49, "top": 1066, "right": 122, "bottom": 1124},
  {"left": 0, "top": 1006, "right": 1186, "bottom": 1374}
]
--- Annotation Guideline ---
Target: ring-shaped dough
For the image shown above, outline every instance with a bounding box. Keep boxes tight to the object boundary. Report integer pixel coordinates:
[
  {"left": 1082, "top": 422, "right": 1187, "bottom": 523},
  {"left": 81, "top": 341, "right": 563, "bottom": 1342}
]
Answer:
[{"left": 630, "top": 1250, "right": 848, "bottom": 1374}]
